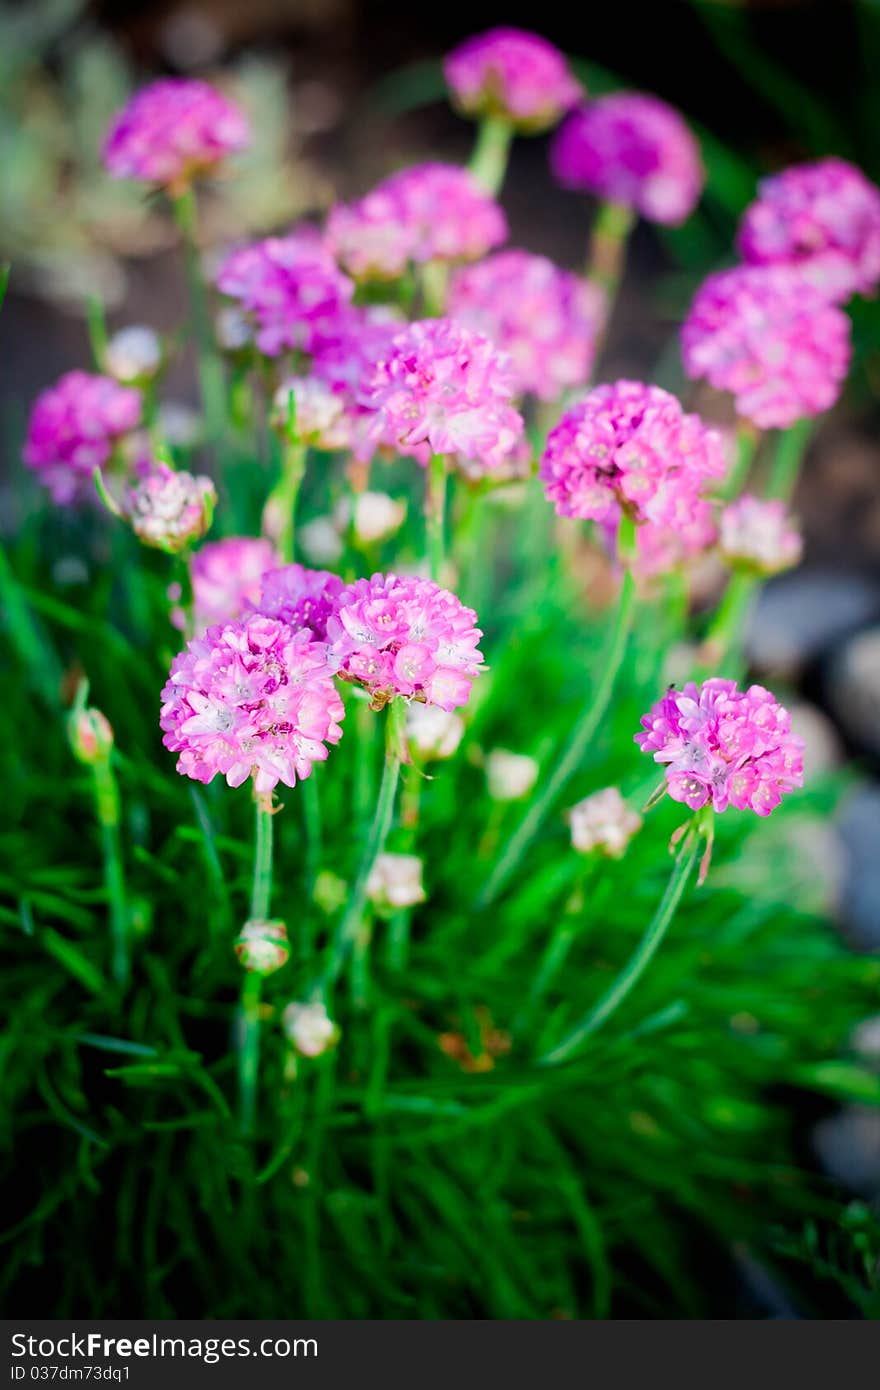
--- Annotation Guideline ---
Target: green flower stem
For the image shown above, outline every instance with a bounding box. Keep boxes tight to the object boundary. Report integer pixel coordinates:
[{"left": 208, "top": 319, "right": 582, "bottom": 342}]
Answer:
[
  {"left": 263, "top": 439, "right": 307, "bottom": 563},
  {"left": 250, "top": 800, "right": 275, "bottom": 920},
  {"left": 385, "top": 773, "right": 422, "bottom": 973},
  {"left": 699, "top": 570, "right": 756, "bottom": 676},
  {"left": 479, "top": 531, "right": 638, "bottom": 907},
  {"left": 426, "top": 453, "right": 449, "bottom": 582},
  {"left": 723, "top": 422, "right": 761, "bottom": 501},
  {"left": 419, "top": 260, "right": 449, "bottom": 316},
  {"left": 586, "top": 199, "right": 636, "bottom": 304},
  {"left": 92, "top": 755, "right": 129, "bottom": 988},
  {"left": 170, "top": 188, "right": 226, "bottom": 445},
  {"left": 324, "top": 701, "right": 406, "bottom": 990},
  {"left": 0, "top": 263, "right": 9, "bottom": 313},
  {"left": 238, "top": 801, "right": 275, "bottom": 1136},
  {"left": 86, "top": 295, "right": 109, "bottom": 371},
  {"left": 767, "top": 417, "right": 813, "bottom": 501},
  {"left": 541, "top": 831, "right": 701, "bottom": 1065},
  {"left": 468, "top": 115, "right": 514, "bottom": 195}
]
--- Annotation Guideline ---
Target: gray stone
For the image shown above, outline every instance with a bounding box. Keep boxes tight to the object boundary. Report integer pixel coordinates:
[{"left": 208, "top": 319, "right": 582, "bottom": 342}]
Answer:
[
  {"left": 826, "top": 626, "right": 880, "bottom": 758},
  {"left": 744, "top": 570, "right": 880, "bottom": 678},
  {"left": 835, "top": 783, "right": 880, "bottom": 950},
  {"left": 812, "top": 1106, "right": 880, "bottom": 1197}
]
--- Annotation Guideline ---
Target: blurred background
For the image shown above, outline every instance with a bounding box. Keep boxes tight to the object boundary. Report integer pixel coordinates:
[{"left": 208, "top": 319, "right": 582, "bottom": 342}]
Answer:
[{"left": 2, "top": 0, "right": 880, "bottom": 1211}]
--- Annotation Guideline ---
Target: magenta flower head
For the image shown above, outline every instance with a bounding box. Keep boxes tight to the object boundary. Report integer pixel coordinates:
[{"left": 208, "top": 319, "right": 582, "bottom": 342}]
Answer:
[
  {"left": 636, "top": 678, "right": 804, "bottom": 817},
  {"left": 719, "top": 495, "right": 802, "bottom": 576},
  {"left": 251, "top": 564, "right": 344, "bottom": 643},
  {"left": 326, "top": 164, "right": 507, "bottom": 281},
  {"left": 737, "top": 158, "right": 880, "bottom": 303},
  {"left": 448, "top": 250, "right": 605, "bottom": 401},
  {"left": 540, "top": 381, "right": 725, "bottom": 552},
  {"left": 160, "top": 616, "right": 344, "bottom": 795},
  {"left": 362, "top": 318, "right": 524, "bottom": 474},
  {"left": 551, "top": 93, "right": 703, "bottom": 225},
  {"left": 180, "top": 536, "right": 280, "bottom": 633},
  {"left": 126, "top": 462, "right": 216, "bottom": 554},
  {"left": 681, "top": 264, "right": 851, "bottom": 430},
  {"left": 215, "top": 231, "right": 354, "bottom": 357},
  {"left": 24, "top": 371, "right": 142, "bottom": 504},
  {"left": 103, "top": 79, "right": 249, "bottom": 193},
  {"left": 327, "top": 573, "right": 483, "bottom": 712},
  {"left": 444, "top": 27, "right": 582, "bottom": 133}
]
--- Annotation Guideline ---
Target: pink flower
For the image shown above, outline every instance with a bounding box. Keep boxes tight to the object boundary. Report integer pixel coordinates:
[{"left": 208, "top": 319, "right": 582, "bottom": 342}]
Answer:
[
  {"left": 361, "top": 318, "right": 524, "bottom": 473},
  {"left": 311, "top": 307, "right": 405, "bottom": 459},
  {"left": 738, "top": 158, "right": 880, "bottom": 303},
  {"left": 719, "top": 495, "right": 802, "bottom": 575},
  {"left": 444, "top": 27, "right": 582, "bottom": 132},
  {"left": 24, "top": 371, "right": 142, "bottom": 504},
  {"left": 103, "top": 78, "right": 249, "bottom": 192},
  {"left": 251, "top": 563, "right": 344, "bottom": 642},
  {"left": 681, "top": 264, "right": 851, "bottom": 429},
  {"left": 327, "top": 573, "right": 483, "bottom": 711},
  {"left": 636, "top": 678, "right": 804, "bottom": 816},
  {"left": 551, "top": 93, "right": 703, "bottom": 225},
  {"left": 161, "top": 616, "right": 344, "bottom": 794},
  {"left": 448, "top": 250, "right": 605, "bottom": 401},
  {"left": 180, "top": 537, "right": 280, "bottom": 633},
  {"left": 215, "top": 231, "right": 353, "bottom": 357},
  {"left": 540, "top": 381, "right": 725, "bottom": 551},
  {"left": 619, "top": 499, "right": 718, "bottom": 581},
  {"left": 326, "top": 164, "right": 507, "bottom": 280},
  {"left": 126, "top": 461, "right": 216, "bottom": 553}
]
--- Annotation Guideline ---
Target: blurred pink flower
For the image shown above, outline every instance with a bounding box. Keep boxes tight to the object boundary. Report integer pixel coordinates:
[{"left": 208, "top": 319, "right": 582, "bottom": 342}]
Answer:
[
  {"left": 738, "top": 157, "right": 880, "bottom": 302},
  {"left": 448, "top": 250, "right": 605, "bottom": 401},
  {"left": 681, "top": 264, "right": 851, "bottom": 429},
  {"left": 24, "top": 371, "right": 142, "bottom": 504},
  {"left": 216, "top": 232, "right": 353, "bottom": 357},
  {"left": 636, "top": 678, "right": 804, "bottom": 816},
  {"left": 126, "top": 462, "right": 215, "bottom": 553},
  {"left": 160, "top": 616, "right": 344, "bottom": 794},
  {"left": 719, "top": 494, "right": 802, "bottom": 575},
  {"left": 251, "top": 563, "right": 344, "bottom": 642},
  {"left": 551, "top": 93, "right": 703, "bottom": 225},
  {"left": 103, "top": 78, "right": 249, "bottom": 192},
  {"left": 444, "top": 27, "right": 582, "bottom": 132},
  {"left": 179, "top": 537, "right": 280, "bottom": 633}
]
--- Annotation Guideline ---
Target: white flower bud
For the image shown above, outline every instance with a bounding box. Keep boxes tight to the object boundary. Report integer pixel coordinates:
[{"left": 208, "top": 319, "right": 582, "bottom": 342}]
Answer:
[
  {"left": 352, "top": 491, "right": 406, "bottom": 545},
  {"left": 299, "top": 515, "right": 344, "bottom": 566},
  {"left": 406, "top": 703, "right": 465, "bottom": 761},
  {"left": 365, "top": 853, "right": 426, "bottom": 910},
  {"left": 234, "top": 919, "right": 289, "bottom": 975},
  {"left": 106, "top": 325, "right": 162, "bottom": 383},
  {"left": 486, "top": 749, "right": 539, "bottom": 802},
  {"left": 215, "top": 305, "right": 253, "bottom": 352},
  {"left": 282, "top": 1000, "right": 340, "bottom": 1058},
  {"left": 569, "top": 787, "right": 641, "bottom": 858}
]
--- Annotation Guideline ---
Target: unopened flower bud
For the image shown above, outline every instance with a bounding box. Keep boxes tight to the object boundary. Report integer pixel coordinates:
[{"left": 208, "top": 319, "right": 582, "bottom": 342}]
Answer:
[
  {"left": 68, "top": 706, "right": 114, "bottom": 766},
  {"left": 126, "top": 462, "right": 216, "bottom": 553},
  {"left": 282, "top": 1000, "right": 340, "bottom": 1057},
  {"left": 486, "top": 749, "right": 539, "bottom": 801},
  {"left": 299, "top": 515, "right": 344, "bottom": 567},
  {"left": 569, "top": 787, "right": 641, "bottom": 857},
  {"left": 406, "top": 703, "right": 465, "bottom": 761},
  {"left": 215, "top": 305, "right": 253, "bottom": 353},
  {"left": 106, "top": 325, "right": 162, "bottom": 383},
  {"left": 234, "top": 918, "right": 289, "bottom": 974},
  {"left": 272, "top": 376, "right": 348, "bottom": 448},
  {"left": 158, "top": 401, "right": 202, "bottom": 449},
  {"left": 350, "top": 491, "right": 407, "bottom": 545},
  {"left": 365, "top": 853, "right": 426, "bottom": 911},
  {"left": 719, "top": 494, "right": 802, "bottom": 575}
]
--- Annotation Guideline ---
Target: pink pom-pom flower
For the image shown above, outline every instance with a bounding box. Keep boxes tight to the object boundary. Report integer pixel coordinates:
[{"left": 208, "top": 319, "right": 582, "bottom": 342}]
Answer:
[
  {"left": 161, "top": 616, "right": 344, "bottom": 795},
  {"left": 681, "top": 264, "right": 851, "bottom": 430},
  {"left": 126, "top": 461, "right": 216, "bottom": 553},
  {"left": 551, "top": 93, "right": 703, "bottom": 225},
  {"left": 635, "top": 678, "right": 804, "bottom": 817},
  {"left": 719, "top": 495, "right": 802, "bottom": 575},
  {"left": 737, "top": 157, "right": 880, "bottom": 303},
  {"left": 540, "top": 381, "right": 725, "bottom": 553},
  {"left": 327, "top": 573, "right": 483, "bottom": 711},
  {"left": 309, "top": 307, "right": 405, "bottom": 459},
  {"left": 103, "top": 78, "right": 249, "bottom": 193},
  {"left": 215, "top": 232, "right": 354, "bottom": 358},
  {"left": 361, "top": 318, "right": 524, "bottom": 474},
  {"left": 251, "top": 564, "right": 344, "bottom": 643},
  {"left": 444, "top": 27, "right": 582, "bottom": 133},
  {"left": 448, "top": 250, "right": 605, "bottom": 401},
  {"left": 326, "top": 164, "right": 507, "bottom": 281},
  {"left": 24, "top": 371, "right": 142, "bottom": 504},
  {"left": 178, "top": 536, "right": 280, "bottom": 633}
]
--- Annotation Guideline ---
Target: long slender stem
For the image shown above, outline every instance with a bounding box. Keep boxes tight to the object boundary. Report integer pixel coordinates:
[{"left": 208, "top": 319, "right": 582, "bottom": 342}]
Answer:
[
  {"left": 541, "top": 833, "right": 700, "bottom": 1065},
  {"left": 723, "top": 421, "right": 761, "bottom": 501},
  {"left": 250, "top": 801, "right": 275, "bottom": 919},
  {"left": 468, "top": 115, "right": 514, "bottom": 195},
  {"left": 263, "top": 438, "right": 307, "bottom": 563},
  {"left": 478, "top": 562, "right": 637, "bottom": 907},
  {"left": 766, "top": 418, "right": 813, "bottom": 501},
  {"left": 324, "top": 702, "right": 405, "bottom": 990},
  {"left": 239, "top": 801, "right": 275, "bottom": 1136},
  {"left": 92, "top": 757, "right": 129, "bottom": 988},
  {"left": 426, "top": 453, "right": 448, "bottom": 582},
  {"left": 170, "top": 188, "right": 226, "bottom": 445},
  {"left": 699, "top": 570, "right": 756, "bottom": 676},
  {"left": 586, "top": 199, "right": 636, "bottom": 344}
]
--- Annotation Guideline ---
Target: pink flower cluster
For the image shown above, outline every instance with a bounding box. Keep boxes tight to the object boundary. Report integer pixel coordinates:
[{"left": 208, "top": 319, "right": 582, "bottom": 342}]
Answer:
[
  {"left": 24, "top": 371, "right": 142, "bottom": 504},
  {"left": 738, "top": 157, "right": 880, "bottom": 303},
  {"left": 444, "top": 27, "right": 582, "bottom": 132},
  {"left": 719, "top": 495, "right": 802, "bottom": 575},
  {"left": 103, "top": 78, "right": 249, "bottom": 192},
  {"left": 252, "top": 564, "right": 344, "bottom": 642},
  {"left": 216, "top": 232, "right": 354, "bottom": 357},
  {"left": 327, "top": 573, "right": 483, "bottom": 711},
  {"left": 448, "top": 250, "right": 605, "bottom": 401},
  {"left": 161, "top": 616, "right": 344, "bottom": 795},
  {"left": 361, "top": 318, "right": 524, "bottom": 473},
  {"left": 636, "top": 678, "right": 804, "bottom": 817},
  {"left": 681, "top": 265, "right": 851, "bottom": 429},
  {"left": 126, "top": 461, "right": 216, "bottom": 553},
  {"left": 623, "top": 502, "right": 718, "bottom": 581},
  {"left": 310, "top": 307, "right": 405, "bottom": 459},
  {"left": 551, "top": 93, "right": 703, "bottom": 225},
  {"left": 540, "top": 382, "right": 725, "bottom": 546},
  {"left": 326, "top": 164, "right": 507, "bottom": 281},
  {"left": 180, "top": 537, "right": 280, "bottom": 633}
]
